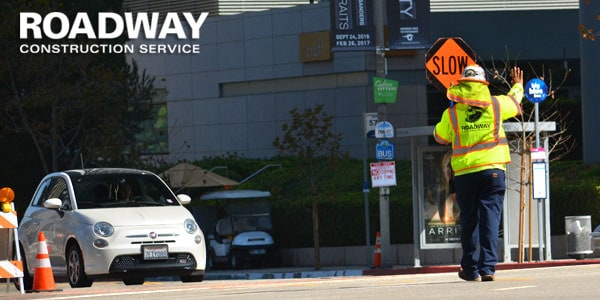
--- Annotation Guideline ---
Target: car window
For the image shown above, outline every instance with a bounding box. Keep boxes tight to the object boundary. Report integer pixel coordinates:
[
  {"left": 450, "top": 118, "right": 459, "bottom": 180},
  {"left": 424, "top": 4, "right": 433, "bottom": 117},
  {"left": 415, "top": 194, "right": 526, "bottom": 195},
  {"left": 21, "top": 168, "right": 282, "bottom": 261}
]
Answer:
[
  {"left": 31, "top": 178, "right": 52, "bottom": 207},
  {"left": 71, "top": 173, "right": 180, "bottom": 209},
  {"left": 49, "top": 177, "right": 71, "bottom": 210}
]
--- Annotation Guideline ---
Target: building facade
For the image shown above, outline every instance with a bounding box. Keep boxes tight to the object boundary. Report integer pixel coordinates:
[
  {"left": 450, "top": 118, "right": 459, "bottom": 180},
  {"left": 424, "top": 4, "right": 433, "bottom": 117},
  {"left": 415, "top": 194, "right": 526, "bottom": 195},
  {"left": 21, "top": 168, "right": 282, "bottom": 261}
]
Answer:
[{"left": 127, "top": 1, "right": 583, "bottom": 162}]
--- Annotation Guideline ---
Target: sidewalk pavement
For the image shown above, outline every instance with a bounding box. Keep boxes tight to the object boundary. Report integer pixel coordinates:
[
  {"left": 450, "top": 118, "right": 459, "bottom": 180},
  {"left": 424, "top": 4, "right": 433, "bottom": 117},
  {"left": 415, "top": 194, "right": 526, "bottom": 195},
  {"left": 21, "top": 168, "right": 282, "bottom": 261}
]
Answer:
[{"left": 204, "top": 258, "right": 600, "bottom": 280}]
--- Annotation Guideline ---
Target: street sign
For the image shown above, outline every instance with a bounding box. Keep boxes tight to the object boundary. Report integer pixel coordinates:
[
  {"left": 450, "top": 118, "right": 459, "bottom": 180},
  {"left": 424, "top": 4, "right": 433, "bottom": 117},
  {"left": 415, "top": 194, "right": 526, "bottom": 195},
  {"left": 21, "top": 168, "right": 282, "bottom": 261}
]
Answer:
[
  {"left": 375, "top": 121, "right": 394, "bottom": 138},
  {"left": 370, "top": 161, "right": 397, "bottom": 187},
  {"left": 525, "top": 78, "right": 549, "bottom": 103},
  {"left": 425, "top": 37, "right": 477, "bottom": 92},
  {"left": 364, "top": 112, "right": 378, "bottom": 138},
  {"left": 375, "top": 139, "right": 394, "bottom": 160}
]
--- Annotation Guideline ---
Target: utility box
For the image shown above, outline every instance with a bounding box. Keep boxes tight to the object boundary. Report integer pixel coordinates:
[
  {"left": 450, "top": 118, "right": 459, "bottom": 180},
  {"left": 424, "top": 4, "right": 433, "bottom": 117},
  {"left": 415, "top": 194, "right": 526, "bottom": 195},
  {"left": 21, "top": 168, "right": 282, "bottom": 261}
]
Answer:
[{"left": 565, "top": 216, "right": 593, "bottom": 259}]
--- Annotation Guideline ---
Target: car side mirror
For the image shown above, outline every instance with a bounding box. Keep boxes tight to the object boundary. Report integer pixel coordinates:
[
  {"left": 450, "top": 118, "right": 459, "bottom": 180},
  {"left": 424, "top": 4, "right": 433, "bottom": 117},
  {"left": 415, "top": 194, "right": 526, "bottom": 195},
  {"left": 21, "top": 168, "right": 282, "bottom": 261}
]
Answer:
[
  {"left": 177, "top": 194, "right": 191, "bottom": 205},
  {"left": 44, "top": 198, "right": 62, "bottom": 209}
]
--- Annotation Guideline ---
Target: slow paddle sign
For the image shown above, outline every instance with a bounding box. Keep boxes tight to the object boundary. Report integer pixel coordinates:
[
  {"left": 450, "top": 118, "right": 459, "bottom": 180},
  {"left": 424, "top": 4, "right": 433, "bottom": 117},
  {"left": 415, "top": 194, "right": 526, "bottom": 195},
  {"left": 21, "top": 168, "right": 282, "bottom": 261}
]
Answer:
[{"left": 425, "top": 37, "right": 477, "bottom": 92}]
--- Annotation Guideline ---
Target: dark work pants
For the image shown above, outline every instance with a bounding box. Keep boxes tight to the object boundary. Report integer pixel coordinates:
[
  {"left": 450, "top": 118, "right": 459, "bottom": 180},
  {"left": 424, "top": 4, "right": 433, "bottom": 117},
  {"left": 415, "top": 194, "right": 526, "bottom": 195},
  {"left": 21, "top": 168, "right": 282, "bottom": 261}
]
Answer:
[{"left": 454, "top": 169, "right": 505, "bottom": 277}]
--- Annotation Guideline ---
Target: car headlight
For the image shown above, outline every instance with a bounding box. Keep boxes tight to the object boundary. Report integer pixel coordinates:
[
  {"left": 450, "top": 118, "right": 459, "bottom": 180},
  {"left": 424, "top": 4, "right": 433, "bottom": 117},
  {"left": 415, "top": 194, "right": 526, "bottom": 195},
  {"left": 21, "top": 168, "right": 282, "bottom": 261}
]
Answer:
[
  {"left": 184, "top": 218, "right": 198, "bottom": 234},
  {"left": 94, "top": 222, "right": 114, "bottom": 237}
]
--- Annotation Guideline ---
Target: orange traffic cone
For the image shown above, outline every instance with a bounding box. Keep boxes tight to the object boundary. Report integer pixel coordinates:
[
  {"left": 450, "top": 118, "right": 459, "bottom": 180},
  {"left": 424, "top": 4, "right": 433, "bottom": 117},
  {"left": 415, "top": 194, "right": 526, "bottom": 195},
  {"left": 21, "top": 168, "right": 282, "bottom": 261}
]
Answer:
[
  {"left": 31, "top": 232, "right": 60, "bottom": 292},
  {"left": 372, "top": 231, "right": 382, "bottom": 268}
]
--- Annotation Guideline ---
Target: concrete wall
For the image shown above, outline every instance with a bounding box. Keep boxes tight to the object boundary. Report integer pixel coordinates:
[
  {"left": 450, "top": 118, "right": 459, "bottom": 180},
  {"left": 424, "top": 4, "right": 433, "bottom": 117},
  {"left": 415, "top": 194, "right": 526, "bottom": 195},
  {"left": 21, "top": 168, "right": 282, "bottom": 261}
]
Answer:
[{"left": 280, "top": 235, "right": 600, "bottom": 267}]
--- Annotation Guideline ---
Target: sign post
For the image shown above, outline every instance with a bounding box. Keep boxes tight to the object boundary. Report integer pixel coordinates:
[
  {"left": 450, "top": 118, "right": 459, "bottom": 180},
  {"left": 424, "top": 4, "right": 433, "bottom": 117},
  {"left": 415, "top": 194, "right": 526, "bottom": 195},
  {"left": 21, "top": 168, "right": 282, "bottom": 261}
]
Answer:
[
  {"left": 525, "top": 78, "right": 549, "bottom": 261},
  {"left": 425, "top": 37, "right": 477, "bottom": 92}
]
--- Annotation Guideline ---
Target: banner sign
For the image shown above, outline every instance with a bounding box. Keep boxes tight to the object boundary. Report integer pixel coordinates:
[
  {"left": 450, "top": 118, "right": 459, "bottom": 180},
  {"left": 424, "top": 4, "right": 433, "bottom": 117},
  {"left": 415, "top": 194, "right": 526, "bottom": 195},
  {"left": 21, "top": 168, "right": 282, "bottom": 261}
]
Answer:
[
  {"left": 373, "top": 77, "right": 398, "bottom": 103},
  {"left": 330, "top": 0, "right": 376, "bottom": 51},
  {"left": 386, "top": 0, "right": 431, "bottom": 50}
]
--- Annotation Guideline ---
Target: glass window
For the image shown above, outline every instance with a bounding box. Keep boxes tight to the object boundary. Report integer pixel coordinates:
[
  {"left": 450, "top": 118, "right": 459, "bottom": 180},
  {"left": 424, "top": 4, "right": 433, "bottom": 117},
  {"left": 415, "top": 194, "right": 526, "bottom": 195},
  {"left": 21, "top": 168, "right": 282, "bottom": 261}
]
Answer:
[
  {"left": 31, "top": 178, "right": 51, "bottom": 207},
  {"left": 135, "top": 88, "right": 169, "bottom": 155}
]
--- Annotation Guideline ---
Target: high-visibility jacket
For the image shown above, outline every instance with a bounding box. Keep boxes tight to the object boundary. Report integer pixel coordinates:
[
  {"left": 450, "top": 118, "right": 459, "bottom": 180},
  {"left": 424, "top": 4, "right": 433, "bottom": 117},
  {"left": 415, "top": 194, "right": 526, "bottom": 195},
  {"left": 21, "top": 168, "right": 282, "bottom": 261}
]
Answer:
[{"left": 433, "top": 81, "right": 524, "bottom": 176}]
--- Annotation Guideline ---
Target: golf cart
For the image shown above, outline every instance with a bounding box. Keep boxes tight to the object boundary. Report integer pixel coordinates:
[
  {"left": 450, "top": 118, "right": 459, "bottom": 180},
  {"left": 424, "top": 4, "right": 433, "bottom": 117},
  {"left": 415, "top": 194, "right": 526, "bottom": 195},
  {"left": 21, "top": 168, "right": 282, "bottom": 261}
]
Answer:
[{"left": 197, "top": 190, "right": 279, "bottom": 269}]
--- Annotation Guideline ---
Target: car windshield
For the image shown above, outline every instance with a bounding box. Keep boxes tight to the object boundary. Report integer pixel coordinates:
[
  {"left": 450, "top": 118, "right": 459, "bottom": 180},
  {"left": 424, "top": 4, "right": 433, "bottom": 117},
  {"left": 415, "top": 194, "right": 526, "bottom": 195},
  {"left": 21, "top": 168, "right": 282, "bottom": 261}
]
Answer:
[
  {"left": 70, "top": 173, "right": 180, "bottom": 209},
  {"left": 227, "top": 198, "right": 273, "bottom": 232}
]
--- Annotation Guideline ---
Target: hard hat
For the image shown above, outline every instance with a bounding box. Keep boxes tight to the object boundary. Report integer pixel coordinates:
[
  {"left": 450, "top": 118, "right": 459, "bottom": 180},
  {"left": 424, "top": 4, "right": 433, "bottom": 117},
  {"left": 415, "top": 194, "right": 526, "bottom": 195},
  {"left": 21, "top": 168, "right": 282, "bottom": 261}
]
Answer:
[{"left": 458, "top": 64, "right": 489, "bottom": 85}]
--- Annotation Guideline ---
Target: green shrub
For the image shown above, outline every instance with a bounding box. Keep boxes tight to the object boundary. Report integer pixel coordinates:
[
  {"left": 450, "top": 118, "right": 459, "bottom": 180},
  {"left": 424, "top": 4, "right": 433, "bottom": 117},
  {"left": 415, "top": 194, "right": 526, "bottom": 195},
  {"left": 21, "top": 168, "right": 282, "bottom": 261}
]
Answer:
[{"left": 187, "top": 156, "right": 600, "bottom": 247}]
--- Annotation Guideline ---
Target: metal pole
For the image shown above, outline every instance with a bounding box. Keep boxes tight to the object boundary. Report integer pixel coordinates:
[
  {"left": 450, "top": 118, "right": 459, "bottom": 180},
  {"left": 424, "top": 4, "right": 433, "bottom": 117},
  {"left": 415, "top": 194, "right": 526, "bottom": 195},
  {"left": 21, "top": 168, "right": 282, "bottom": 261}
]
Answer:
[
  {"left": 374, "top": 0, "right": 391, "bottom": 266},
  {"left": 362, "top": 113, "right": 371, "bottom": 264},
  {"left": 534, "top": 103, "right": 544, "bottom": 261}
]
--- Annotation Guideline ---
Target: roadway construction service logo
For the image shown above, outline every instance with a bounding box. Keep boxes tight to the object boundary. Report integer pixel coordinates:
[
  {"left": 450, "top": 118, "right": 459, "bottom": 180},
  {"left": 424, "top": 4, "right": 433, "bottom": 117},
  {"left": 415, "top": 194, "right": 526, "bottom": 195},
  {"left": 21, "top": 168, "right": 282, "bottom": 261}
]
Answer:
[{"left": 19, "top": 12, "right": 209, "bottom": 54}]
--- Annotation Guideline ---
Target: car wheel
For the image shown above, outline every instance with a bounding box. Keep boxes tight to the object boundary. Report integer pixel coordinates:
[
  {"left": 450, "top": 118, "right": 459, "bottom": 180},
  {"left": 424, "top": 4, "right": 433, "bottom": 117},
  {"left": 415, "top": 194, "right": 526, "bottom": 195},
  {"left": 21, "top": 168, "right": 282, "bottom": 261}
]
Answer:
[
  {"left": 123, "top": 277, "right": 145, "bottom": 285},
  {"left": 13, "top": 245, "right": 32, "bottom": 291},
  {"left": 67, "top": 244, "right": 93, "bottom": 288},
  {"left": 181, "top": 275, "right": 204, "bottom": 282},
  {"left": 230, "top": 251, "right": 242, "bottom": 270}
]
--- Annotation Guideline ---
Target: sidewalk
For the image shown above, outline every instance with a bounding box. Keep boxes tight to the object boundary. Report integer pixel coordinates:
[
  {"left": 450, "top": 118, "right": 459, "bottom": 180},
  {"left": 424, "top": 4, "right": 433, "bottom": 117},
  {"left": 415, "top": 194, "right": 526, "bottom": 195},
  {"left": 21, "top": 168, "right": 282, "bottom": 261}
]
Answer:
[{"left": 204, "top": 258, "right": 600, "bottom": 280}]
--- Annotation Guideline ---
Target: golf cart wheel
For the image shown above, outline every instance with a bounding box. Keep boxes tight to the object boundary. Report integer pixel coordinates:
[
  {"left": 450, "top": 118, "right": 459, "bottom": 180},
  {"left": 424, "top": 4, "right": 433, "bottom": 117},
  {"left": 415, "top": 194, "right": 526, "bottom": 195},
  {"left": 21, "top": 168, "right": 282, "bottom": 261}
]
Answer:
[
  {"left": 206, "top": 252, "right": 215, "bottom": 270},
  {"left": 230, "top": 251, "right": 242, "bottom": 270}
]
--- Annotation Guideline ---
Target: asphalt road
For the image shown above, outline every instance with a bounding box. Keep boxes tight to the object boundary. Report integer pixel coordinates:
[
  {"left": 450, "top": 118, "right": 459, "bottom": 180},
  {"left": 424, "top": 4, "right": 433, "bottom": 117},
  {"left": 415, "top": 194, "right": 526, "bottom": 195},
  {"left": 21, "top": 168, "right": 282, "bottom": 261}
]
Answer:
[{"left": 3, "top": 263, "right": 600, "bottom": 299}]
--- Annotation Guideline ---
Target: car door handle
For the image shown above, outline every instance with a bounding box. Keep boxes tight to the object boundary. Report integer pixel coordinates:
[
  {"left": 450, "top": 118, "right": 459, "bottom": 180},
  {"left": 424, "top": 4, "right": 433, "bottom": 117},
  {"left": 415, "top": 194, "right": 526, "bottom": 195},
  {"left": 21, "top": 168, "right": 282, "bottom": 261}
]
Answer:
[{"left": 32, "top": 220, "right": 40, "bottom": 225}]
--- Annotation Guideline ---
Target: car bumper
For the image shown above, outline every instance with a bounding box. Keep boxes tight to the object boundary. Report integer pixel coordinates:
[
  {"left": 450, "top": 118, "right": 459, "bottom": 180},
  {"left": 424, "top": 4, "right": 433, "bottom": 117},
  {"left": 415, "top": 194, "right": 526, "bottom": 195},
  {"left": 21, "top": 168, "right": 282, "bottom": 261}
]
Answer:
[{"left": 81, "top": 229, "right": 206, "bottom": 276}]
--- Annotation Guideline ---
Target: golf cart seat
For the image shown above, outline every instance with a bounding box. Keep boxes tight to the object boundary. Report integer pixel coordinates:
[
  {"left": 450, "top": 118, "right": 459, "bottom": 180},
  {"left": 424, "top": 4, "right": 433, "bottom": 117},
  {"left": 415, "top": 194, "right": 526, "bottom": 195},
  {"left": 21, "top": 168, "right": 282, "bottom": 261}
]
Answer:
[{"left": 215, "top": 217, "right": 233, "bottom": 236}]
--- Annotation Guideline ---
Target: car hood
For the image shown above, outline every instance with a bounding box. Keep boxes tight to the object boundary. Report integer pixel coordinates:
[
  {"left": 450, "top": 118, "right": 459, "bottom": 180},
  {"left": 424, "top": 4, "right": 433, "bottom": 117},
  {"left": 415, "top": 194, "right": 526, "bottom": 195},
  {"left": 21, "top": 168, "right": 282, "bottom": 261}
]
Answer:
[{"left": 76, "top": 206, "right": 192, "bottom": 226}]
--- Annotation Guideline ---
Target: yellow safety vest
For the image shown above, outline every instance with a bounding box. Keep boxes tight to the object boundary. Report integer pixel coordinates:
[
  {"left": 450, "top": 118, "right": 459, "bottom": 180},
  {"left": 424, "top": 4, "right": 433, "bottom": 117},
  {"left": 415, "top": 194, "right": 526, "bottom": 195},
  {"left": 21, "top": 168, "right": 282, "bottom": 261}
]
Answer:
[{"left": 434, "top": 82, "right": 524, "bottom": 176}]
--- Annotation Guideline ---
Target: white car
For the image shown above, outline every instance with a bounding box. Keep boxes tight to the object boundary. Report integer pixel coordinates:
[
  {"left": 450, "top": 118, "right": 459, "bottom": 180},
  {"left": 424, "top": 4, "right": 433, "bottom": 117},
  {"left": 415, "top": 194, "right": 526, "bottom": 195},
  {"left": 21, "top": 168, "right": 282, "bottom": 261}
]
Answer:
[{"left": 17, "top": 168, "right": 206, "bottom": 289}]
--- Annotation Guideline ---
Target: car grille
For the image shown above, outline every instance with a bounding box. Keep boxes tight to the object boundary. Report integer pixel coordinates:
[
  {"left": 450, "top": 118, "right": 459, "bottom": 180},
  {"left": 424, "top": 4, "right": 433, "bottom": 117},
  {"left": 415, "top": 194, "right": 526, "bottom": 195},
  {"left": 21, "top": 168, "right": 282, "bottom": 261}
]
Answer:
[
  {"left": 126, "top": 233, "right": 178, "bottom": 245},
  {"left": 109, "top": 253, "right": 197, "bottom": 273}
]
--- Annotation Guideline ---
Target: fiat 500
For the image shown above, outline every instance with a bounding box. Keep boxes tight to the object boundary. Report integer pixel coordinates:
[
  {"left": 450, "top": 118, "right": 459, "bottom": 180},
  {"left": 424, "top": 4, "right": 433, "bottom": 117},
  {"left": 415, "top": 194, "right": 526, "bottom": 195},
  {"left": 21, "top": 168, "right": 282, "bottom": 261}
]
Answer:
[{"left": 17, "top": 168, "right": 206, "bottom": 288}]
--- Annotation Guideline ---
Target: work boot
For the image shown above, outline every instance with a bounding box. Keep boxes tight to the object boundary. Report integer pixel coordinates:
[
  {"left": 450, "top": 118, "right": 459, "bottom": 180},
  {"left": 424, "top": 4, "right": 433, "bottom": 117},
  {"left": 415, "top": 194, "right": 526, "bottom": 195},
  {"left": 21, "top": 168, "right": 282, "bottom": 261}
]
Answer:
[
  {"left": 458, "top": 268, "right": 481, "bottom": 282},
  {"left": 481, "top": 274, "right": 496, "bottom": 281}
]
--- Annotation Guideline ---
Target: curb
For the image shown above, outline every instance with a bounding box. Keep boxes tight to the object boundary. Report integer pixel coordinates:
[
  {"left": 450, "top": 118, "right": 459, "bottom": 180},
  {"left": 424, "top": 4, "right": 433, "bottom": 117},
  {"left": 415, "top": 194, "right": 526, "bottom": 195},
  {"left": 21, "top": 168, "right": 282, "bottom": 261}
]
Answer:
[
  {"left": 205, "top": 259, "right": 600, "bottom": 280},
  {"left": 363, "top": 258, "right": 600, "bottom": 276}
]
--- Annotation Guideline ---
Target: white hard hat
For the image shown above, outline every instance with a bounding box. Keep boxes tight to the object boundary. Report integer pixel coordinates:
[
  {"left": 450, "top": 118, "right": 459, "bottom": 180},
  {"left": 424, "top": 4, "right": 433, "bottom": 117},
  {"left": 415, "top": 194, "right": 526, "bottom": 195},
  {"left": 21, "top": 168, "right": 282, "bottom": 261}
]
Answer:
[{"left": 458, "top": 64, "right": 488, "bottom": 85}]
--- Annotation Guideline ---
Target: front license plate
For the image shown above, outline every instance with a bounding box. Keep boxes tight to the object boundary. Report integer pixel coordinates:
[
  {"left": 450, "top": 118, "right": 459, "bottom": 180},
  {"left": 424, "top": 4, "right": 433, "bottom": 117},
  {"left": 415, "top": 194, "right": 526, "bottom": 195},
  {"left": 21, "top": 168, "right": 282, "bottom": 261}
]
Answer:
[
  {"left": 142, "top": 244, "right": 169, "bottom": 260},
  {"left": 249, "top": 248, "right": 266, "bottom": 255}
]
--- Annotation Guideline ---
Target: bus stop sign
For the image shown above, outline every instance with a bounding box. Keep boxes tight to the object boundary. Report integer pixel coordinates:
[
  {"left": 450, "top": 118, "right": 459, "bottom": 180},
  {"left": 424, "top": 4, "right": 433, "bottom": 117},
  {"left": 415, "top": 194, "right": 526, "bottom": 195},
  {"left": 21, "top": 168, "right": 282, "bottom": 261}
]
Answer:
[{"left": 425, "top": 37, "right": 477, "bottom": 92}]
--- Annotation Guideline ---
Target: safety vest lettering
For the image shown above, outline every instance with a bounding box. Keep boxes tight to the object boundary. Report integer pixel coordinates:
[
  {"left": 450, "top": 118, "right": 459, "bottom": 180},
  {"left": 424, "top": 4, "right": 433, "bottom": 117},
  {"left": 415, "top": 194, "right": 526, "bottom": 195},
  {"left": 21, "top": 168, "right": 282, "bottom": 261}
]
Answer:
[{"left": 460, "top": 123, "right": 491, "bottom": 131}]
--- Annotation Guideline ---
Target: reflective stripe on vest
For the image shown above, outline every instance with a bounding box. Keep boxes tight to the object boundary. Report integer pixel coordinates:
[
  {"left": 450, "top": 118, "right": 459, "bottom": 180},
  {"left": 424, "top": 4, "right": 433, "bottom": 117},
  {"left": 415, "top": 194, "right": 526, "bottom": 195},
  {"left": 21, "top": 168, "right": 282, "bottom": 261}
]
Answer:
[{"left": 448, "top": 96, "right": 507, "bottom": 156}]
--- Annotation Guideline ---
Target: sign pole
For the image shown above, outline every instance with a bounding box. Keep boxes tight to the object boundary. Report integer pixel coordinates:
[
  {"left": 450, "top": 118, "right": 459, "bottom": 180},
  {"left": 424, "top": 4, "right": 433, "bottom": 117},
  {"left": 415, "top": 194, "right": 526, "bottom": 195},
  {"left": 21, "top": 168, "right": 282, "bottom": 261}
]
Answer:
[
  {"left": 525, "top": 78, "right": 549, "bottom": 261},
  {"left": 374, "top": 0, "right": 391, "bottom": 267}
]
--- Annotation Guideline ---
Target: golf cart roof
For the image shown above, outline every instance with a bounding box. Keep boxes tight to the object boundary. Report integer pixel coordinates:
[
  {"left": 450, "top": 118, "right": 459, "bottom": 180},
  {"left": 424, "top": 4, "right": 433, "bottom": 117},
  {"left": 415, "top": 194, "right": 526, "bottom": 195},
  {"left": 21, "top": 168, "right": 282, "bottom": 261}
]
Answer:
[{"left": 199, "top": 190, "right": 271, "bottom": 201}]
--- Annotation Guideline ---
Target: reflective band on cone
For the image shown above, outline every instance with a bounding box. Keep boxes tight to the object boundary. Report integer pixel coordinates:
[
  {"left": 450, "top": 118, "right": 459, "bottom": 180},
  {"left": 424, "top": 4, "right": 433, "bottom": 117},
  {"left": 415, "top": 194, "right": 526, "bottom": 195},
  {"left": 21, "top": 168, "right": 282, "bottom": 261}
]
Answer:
[{"left": 31, "top": 232, "right": 61, "bottom": 292}]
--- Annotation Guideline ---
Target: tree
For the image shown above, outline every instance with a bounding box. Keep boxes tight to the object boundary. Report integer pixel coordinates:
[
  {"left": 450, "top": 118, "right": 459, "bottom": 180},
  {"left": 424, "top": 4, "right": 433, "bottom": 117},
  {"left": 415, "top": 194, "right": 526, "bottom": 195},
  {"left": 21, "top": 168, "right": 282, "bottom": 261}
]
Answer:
[
  {"left": 273, "top": 103, "right": 345, "bottom": 270},
  {"left": 0, "top": 0, "right": 155, "bottom": 173}
]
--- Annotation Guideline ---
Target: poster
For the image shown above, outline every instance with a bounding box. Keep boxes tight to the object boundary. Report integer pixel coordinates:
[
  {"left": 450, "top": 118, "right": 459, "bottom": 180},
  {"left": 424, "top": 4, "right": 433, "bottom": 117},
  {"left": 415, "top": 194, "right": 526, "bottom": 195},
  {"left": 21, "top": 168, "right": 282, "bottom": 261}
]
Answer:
[
  {"left": 330, "top": 0, "right": 376, "bottom": 51},
  {"left": 386, "top": 0, "right": 431, "bottom": 50},
  {"left": 418, "top": 147, "right": 461, "bottom": 248}
]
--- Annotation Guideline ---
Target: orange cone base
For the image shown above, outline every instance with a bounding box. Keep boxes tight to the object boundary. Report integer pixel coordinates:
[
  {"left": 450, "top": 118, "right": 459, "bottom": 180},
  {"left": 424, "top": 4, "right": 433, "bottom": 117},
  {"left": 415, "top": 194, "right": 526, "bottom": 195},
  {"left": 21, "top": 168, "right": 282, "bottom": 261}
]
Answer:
[
  {"left": 372, "top": 254, "right": 381, "bottom": 268},
  {"left": 30, "top": 267, "right": 62, "bottom": 292}
]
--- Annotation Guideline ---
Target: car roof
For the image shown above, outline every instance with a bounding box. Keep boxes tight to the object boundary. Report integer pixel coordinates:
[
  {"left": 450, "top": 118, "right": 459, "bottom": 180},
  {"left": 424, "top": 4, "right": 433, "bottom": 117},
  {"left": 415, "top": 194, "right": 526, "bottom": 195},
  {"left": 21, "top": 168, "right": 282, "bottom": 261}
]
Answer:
[
  {"left": 199, "top": 190, "right": 271, "bottom": 201},
  {"left": 60, "top": 168, "right": 155, "bottom": 179}
]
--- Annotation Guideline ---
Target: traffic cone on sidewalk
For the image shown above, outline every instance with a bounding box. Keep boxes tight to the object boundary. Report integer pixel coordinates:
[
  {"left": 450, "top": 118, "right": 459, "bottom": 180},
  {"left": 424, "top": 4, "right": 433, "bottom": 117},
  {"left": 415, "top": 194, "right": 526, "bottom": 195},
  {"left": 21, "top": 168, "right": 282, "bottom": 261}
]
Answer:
[
  {"left": 372, "top": 231, "right": 382, "bottom": 268},
  {"left": 31, "top": 232, "right": 60, "bottom": 292}
]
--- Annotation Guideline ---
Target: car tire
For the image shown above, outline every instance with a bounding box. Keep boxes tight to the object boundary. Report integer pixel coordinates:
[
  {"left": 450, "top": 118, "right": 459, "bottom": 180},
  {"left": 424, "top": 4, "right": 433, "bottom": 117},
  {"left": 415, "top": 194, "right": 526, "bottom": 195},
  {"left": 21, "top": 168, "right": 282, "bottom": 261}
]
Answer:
[
  {"left": 123, "top": 277, "right": 145, "bottom": 285},
  {"left": 181, "top": 275, "right": 204, "bottom": 282},
  {"left": 67, "top": 244, "right": 93, "bottom": 288}
]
